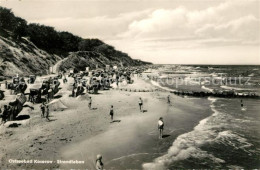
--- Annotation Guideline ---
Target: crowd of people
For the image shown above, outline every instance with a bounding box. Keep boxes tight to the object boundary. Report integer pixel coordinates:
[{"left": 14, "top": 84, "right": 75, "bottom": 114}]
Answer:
[{"left": 0, "top": 65, "right": 171, "bottom": 170}]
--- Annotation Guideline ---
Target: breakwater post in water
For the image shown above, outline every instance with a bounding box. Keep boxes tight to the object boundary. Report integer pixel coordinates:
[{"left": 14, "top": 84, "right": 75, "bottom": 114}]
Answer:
[
  {"left": 114, "top": 87, "right": 259, "bottom": 99},
  {"left": 170, "top": 90, "right": 259, "bottom": 99}
]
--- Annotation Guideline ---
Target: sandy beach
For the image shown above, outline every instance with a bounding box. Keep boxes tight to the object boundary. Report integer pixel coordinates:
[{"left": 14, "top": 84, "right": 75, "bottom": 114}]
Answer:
[
  {"left": 1, "top": 0, "right": 259, "bottom": 168},
  {"left": 0, "top": 74, "right": 213, "bottom": 169}
]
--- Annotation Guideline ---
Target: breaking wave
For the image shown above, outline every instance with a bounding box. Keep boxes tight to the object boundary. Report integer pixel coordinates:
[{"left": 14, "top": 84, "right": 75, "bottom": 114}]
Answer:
[
  {"left": 142, "top": 97, "right": 253, "bottom": 169},
  {"left": 150, "top": 80, "right": 175, "bottom": 92}
]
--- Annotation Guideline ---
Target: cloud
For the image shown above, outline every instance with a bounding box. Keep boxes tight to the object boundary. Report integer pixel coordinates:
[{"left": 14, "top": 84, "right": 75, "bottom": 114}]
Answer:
[
  {"left": 118, "top": 7, "right": 192, "bottom": 39},
  {"left": 6, "top": 0, "right": 257, "bottom": 64},
  {"left": 28, "top": 9, "right": 152, "bottom": 39},
  {"left": 103, "top": 0, "right": 259, "bottom": 64},
  {"left": 117, "top": 0, "right": 259, "bottom": 46},
  {"left": 196, "top": 15, "right": 259, "bottom": 42}
]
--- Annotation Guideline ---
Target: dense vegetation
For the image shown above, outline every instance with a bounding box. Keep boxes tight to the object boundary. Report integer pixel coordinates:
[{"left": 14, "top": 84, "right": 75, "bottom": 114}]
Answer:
[
  {"left": 0, "top": 7, "right": 151, "bottom": 66},
  {"left": 0, "top": 7, "right": 82, "bottom": 56},
  {"left": 0, "top": 7, "right": 151, "bottom": 77}
]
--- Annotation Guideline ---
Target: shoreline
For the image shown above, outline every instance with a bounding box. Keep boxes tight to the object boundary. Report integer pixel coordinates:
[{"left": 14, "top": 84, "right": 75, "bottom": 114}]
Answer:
[
  {"left": 59, "top": 78, "right": 213, "bottom": 169},
  {"left": 0, "top": 76, "right": 213, "bottom": 169}
]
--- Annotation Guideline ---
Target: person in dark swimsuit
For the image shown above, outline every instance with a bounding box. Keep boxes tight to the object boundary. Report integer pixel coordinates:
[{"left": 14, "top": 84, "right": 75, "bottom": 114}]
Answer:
[
  {"left": 139, "top": 97, "right": 143, "bottom": 112},
  {"left": 88, "top": 97, "right": 92, "bottom": 109},
  {"left": 167, "top": 95, "right": 171, "bottom": 104},
  {"left": 110, "top": 105, "right": 114, "bottom": 122}
]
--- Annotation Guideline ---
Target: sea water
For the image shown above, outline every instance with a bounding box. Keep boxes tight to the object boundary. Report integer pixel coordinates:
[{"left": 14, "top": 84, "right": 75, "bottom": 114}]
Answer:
[
  {"left": 61, "top": 65, "right": 260, "bottom": 169},
  {"left": 143, "top": 65, "right": 260, "bottom": 169}
]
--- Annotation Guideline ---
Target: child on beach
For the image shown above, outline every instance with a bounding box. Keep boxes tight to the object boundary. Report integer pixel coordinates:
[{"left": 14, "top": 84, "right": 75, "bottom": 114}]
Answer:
[
  {"left": 158, "top": 117, "right": 164, "bottom": 139},
  {"left": 40, "top": 102, "right": 46, "bottom": 118},
  {"left": 95, "top": 154, "right": 104, "bottom": 170},
  {"left": 138, "top": 97, "right": 143, "bottom": 112},
  {"left": 88, "top": 97, "right": 92, "bottom": 109},
  {"left": 110, "top": 105, "right": 114, "bottom": 122}
]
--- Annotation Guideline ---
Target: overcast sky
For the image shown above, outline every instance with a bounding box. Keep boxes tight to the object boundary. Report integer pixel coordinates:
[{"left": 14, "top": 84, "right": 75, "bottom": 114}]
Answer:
[{"left": 0, "top": 0, "right": 259, "bottom": 64}]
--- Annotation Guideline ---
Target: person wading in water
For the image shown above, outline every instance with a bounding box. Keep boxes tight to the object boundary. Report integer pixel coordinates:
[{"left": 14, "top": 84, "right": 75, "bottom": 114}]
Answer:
[{"left": 158, "top": 117, "right": 164, "bottom": 139}]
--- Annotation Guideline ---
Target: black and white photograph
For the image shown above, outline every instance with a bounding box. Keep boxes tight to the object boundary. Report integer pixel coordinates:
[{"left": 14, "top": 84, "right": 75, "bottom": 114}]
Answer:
[{"left": 0, "top": 0, "right": 259, "bottom": 169}]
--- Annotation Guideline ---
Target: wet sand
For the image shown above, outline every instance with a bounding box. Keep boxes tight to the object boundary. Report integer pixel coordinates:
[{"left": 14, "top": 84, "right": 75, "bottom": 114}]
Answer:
[
  {"left": 60, "top": 79, "right": 212, "bottom": 169},
  {"left": 0, "top": 76, "right": 212, "bottom": 169}
]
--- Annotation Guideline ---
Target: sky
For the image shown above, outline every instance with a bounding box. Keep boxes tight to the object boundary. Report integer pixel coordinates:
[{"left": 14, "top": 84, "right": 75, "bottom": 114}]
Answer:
[{"left": 0, "top": 0, "right": 259, "bottom": 64}]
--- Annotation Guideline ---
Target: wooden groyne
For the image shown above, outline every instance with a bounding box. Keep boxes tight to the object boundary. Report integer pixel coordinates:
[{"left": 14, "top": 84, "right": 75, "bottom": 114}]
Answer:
[
  {"left": 170, "top": 90, "right": 259, "bottom": 99},
  {"left": 114, "top": 87, "right": 259, "bottom": 99}
]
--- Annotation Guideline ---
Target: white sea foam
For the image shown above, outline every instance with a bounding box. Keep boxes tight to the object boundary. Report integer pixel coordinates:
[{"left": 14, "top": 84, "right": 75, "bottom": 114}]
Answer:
[
  {"left": 150, "top": 80, "right": 175, "bottom": 92},
  {"left": 143, "top": 96, "right": 256, "bottom": 169},
  {"left": 228, "top": 165, "right": 244, "bottom": 169},
  {"left": 220, "top": 85, "right": 254, "bottom": 91},
  {"left": 201, "top": 85, "right": 214, "bottom": 92},
  {"left": 143, "top": 98, "right": 225, "bottom": 170},
  {"left": 209, "top": 73, "right": 218, "bottom": 77},
  {"left": 215, "top": 130, "right": 253, "bottom": 155}
]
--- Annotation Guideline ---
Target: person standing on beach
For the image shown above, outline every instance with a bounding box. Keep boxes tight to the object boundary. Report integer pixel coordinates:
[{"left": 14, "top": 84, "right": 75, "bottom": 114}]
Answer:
[
  {"left": 158, "top": 117, "right": 164, "bottom": 139},
  {"left": 45, "top": 93, "right": 50, "bottom": 103},
  {"left": 95, "top": 154, "right": 104, "bottom": 170},
  {"left": 40, "top": 102, "right": 46, "bottom": 118},
  {"left": 167, "top": 95, "right": 171, "bottom": 104},
  {"left": 138, "top": 97, "right": 143, "bottom": 112},
  {"left": 1, "top": 105, "right": 8, "bottom": 124},
  {"left": 241, "top": 99, "right": 243, "bottom": 107},
  {"left": 45, "top": 105, "right": 50, "bottom": 121},
  {"left": 110, "top": 105, "right": 114, "bottom": 122},
  {"left": 72, "top": 86, "right": 75, "bottom": 97},
  {"left": 63, "top": 75, "right": 67, "bottom": 84},
  {"left": 88, "top": 97, "right": 92, "bottom": 109}
]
